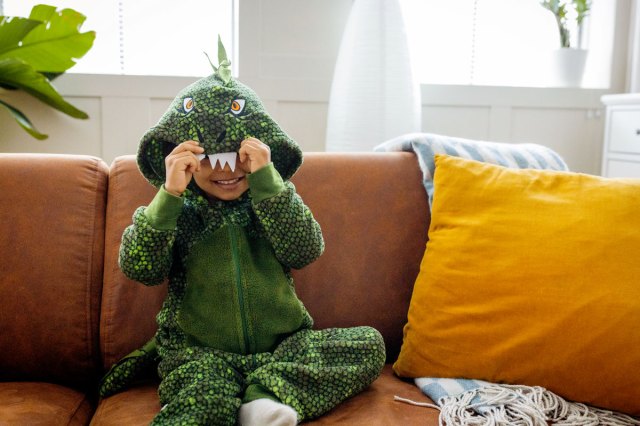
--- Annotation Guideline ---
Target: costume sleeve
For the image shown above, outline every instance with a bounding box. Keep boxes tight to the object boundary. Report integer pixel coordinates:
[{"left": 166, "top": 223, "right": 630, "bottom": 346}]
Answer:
[
  {"left": 118, "top": 187, "right": 184, "bottom": 286},
  {"left": 249, "top": 163, "right": 324, "bottom": 270}
]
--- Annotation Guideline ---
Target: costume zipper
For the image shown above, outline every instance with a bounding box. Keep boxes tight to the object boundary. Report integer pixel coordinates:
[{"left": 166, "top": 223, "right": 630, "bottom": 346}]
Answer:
[{"left": 227, "top": 224, "right": 251, "bottom": 354}]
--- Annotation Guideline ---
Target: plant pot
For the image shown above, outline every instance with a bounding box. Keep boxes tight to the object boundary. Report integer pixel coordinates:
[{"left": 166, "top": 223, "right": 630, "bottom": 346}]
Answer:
[{"left": 552, "top": 48, "right": 588, "bottom": 87}]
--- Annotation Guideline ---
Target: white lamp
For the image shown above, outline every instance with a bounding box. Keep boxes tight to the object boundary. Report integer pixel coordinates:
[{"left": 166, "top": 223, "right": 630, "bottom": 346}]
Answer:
[{"left": 325, "top": 0, "right": 421, "bottom": 152}]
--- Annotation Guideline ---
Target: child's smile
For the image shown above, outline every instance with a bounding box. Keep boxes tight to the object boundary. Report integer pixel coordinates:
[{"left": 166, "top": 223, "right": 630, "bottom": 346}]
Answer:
[{"left": 193, "top": 155, "right": 250, "bottom": 201}]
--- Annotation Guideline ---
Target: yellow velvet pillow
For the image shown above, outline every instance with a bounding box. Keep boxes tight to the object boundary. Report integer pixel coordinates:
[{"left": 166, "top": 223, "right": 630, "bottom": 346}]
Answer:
[{"left": 394, "top": 155, "right": 640, "bottom": 416}]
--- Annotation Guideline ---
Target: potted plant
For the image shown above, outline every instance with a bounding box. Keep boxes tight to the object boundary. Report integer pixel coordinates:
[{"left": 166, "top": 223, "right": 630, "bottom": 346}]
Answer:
[
  {"left": 0, "top": 4, "right": 95, "bottom": 139},
  {"left": 540, "top": 0, "right": 592, "bottom": 86}
]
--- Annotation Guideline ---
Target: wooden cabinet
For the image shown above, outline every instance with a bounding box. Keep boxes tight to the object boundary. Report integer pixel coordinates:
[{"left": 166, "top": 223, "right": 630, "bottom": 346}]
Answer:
[{"left": 601, "top": 94, "right": 640, "bottom": 177}]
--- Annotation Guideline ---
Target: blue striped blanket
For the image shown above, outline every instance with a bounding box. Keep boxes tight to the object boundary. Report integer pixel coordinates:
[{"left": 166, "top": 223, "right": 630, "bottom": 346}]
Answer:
[{"left": 374, "top": 132, "right": 569, "bottom": 207}]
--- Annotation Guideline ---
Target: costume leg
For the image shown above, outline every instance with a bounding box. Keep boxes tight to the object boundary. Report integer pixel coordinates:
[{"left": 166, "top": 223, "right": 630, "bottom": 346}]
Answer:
[
  {"left": 152, "top": 347, "right": 244, "bottom": 426},
  {"left": 246, "top": 326, "right": 386, "bottom": 421}
]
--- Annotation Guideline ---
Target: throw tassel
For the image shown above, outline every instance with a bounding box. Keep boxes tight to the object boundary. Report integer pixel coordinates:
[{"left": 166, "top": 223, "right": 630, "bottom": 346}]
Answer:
[{"left": 395, "top": 385, "right": 640, "bottom": 426}]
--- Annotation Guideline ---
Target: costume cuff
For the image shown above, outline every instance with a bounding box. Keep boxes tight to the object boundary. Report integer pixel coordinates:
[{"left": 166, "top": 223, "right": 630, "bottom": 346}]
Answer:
[
  {"left": 243, "top": 383, "right": 281, "bottom": 404},
  {"left": 248, "top": 163, "right": 285, "bottom": 203},
  {"left": 144, "top": 185, "right": 184, "bottom": 230}
]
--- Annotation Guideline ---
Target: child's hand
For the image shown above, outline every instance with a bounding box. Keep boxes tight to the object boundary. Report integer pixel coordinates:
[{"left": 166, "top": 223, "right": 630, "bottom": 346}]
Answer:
[
  {"left": 239, "top": 138, "right": 271, "bottom": 173},
  {"left": 164, "top": 140, "right": 204, "bottom": 196}
]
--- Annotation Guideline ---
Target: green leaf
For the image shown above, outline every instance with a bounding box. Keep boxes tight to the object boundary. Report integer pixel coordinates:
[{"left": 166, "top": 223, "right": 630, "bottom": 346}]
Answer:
[
  {"left": 573, "top": 0, "right": 591, "bottom": 24},
  {"left": 0, "top": 98, "right": 48, "bottom": 139},
  {"left": 0, "top": 5, "right": 96, "bottom": 74},
  {"left": 0, "top": 58, "right": 88, "bottom": 119},
  {"left": 540, "top": 0, "right": 571, "bottom": 47},
  {"left": 0, "top": 17, "right": 42, "bottom": 53}
]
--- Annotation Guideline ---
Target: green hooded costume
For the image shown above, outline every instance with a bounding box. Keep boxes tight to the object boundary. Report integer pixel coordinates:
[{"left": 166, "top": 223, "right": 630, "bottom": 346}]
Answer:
[{"left": 101, "top": 39, "right": 385, "bottom": 425}]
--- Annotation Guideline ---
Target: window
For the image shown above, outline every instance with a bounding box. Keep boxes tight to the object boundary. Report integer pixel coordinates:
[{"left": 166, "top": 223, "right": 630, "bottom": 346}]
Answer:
[
  {"left": 2, "top": 0, "right": 237, "bottom": 77},
  {"left": 400, "top": 0, "right": 615, "bottom": 88}
]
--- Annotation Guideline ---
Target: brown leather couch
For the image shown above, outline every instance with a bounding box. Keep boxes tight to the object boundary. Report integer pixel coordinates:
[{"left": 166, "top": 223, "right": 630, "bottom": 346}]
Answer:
[{"left": 0, "top": 152, "right": 439, "bottom": 425}]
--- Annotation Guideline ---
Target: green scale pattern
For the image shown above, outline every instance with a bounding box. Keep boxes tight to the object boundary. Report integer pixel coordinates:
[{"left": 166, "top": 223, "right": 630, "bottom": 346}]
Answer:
[
  {"left": 153, "top": 327, "right": 385, "bottom": 425},
  {"left": 104, "top": 67, "right": 386, "bottom": 424}
]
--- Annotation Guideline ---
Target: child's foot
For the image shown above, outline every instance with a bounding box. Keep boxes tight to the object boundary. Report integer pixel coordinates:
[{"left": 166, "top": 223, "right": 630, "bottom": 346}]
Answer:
[{"left": 238, "top": 398, "right": 298, "bottom": 426}]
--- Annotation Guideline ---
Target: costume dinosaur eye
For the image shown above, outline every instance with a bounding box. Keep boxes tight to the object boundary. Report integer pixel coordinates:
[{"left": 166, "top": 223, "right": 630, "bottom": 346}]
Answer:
[
  {"left": 230, "top": 99, "right": 245, "bottom": 115},
  {"left": 183, "top": 97, "right": 194, "bottom": 113}
]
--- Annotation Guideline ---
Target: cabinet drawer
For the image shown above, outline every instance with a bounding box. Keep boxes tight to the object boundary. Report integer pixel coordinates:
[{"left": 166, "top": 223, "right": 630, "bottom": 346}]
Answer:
[
  {"left": 609, "top": 109, "right": 640, "bottom": 154},
  {"left": 606, "top": 159, "right": 640, "bottom": 178}
]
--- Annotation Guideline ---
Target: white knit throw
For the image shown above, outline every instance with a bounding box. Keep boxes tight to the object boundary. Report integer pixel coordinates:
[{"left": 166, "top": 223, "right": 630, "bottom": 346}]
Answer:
[{"left": 395, "top": 384, "right": 640, "bottom": 426}]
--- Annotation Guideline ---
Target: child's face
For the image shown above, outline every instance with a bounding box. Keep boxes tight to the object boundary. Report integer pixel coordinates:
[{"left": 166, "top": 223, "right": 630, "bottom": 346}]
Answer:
[{"left": 193, "top": 154, "right": 250, "bottom": 201}]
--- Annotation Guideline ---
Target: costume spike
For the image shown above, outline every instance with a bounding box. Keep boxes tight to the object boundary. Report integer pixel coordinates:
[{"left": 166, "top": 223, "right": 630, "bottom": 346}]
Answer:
[
  {"left": 208, "top": 152, "right": 237, "bottom": 172},
  {"left": 204, "top": 51, "right": 218, "bottom": 72},
  {"left": 216, "top": 35, "right": 232, "bottom": 84}
]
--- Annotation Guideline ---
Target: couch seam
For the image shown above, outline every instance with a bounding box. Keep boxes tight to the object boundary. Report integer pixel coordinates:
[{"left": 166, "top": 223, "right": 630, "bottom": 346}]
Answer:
[
  {"left": 65, "top": 391, "right": 91, "bottom": 426},
  {"left": 84, "top": 157, "right": 106, "bottom": 386},
  {"left": 102, "top": 158, "right": 121, "bottom": 371}
]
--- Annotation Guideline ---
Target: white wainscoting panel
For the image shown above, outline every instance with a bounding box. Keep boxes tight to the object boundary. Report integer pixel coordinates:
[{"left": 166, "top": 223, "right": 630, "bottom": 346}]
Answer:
[
  {"left": 0, "top": 93, "right": 102, "bottom": 157},
  {"left": 422, "top": 106, "right": 492, "bottom": 141},
  {"left": 511, "top": 107, "right": 603, "bottom": 172}
]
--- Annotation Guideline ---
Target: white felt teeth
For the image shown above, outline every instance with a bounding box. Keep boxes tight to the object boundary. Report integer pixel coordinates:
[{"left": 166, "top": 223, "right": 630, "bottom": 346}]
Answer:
[
  {"left": 196, "top": 154, "right": 206, "bottom": 161},
  {"left": 208, "top": 153, "right": 236, "bottom": 172}
]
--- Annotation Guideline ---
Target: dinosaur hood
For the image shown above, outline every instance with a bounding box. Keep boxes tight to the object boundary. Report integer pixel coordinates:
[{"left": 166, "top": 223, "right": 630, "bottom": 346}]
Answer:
[{"left": 137, "top": 69, "right": 302, "bottom": 192}]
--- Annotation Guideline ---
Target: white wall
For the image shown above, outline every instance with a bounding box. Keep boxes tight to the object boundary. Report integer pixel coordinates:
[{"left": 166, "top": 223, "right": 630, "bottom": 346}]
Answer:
[
  {"left": 236, "top": 0, "right": 620, "bottom": 173},
  {"left": 0, "top": 0, "right": 635, "bottom": 174}
]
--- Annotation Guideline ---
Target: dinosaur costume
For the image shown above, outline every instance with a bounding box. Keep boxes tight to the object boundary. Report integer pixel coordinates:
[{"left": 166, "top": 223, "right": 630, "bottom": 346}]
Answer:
[{"left": 101, "top": 39, "right": 386, "bottom": 425}]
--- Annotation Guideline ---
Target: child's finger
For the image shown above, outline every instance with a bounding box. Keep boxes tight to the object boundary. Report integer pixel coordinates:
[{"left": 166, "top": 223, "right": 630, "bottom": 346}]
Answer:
[
  {"left": 240, "top": 138, "right": 263, "bottom": 150},
  {"left": 238, "top": 145, "right": 249, "bottom": 164},
  {"left": 243, "top": 138, "right": 270, "bottom": 154},
  {"left": 186, "top": 160, "right": 199, "bottom": 174},
  {"left": 182, "top": 141, "right": 204, "bottom": 154},
  {"left": 170, "top": 140, "right": 204, "bottom": 156},
  {"left": 169, "top": 151, "right": 200, "bottom": 172},
  {"left": 186, "top": 154, "right": 201, "bottom": 173},
  {"left": 186, "top": 151, "right": 202, "bottom": 171}
]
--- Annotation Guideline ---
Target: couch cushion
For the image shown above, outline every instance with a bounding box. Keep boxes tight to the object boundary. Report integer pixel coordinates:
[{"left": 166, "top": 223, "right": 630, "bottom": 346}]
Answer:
[
  {"left": 91, "top": 365, "right": 439, "bottom": 425},
  {"left": 0, "top": 154, "right": 107, "bottom": 388},
  {"left": 309, "top": 366, "right": 439, "bottom": 425},
  {"left": 394, "top": 155, "right": 640, "bottom": 416},
  {"left": 0, "top": 382, "right": 94, "bottom": 425},
  {"left": 101, "top": 156, "right": 167, "bottom": 369}
]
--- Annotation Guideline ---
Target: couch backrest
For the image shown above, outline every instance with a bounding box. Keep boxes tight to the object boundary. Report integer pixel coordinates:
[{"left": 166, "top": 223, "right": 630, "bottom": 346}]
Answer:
[
  {"left": 101, "top": 156, "right": 166, "bottom": 369},
  {"left": 291, "top": 153, "right": 429, "bottom": 361},
  {"left": 0, "top": 154, "right": 108, "bottom": 388},
  {"left": 100, "top": 152, "right": 429, "bottom": 367}
]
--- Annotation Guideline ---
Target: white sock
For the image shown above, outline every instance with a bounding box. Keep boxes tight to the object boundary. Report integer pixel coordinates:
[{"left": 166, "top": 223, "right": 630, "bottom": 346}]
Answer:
[{"left": 238, "top": 398, "right": 298, "bottom": 426}]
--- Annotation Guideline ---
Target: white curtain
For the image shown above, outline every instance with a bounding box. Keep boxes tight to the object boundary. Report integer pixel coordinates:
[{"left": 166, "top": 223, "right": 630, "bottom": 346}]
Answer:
[
  {"left": 628, "top": 0, "right": 640, "bottom": 92},
  {"left": 325, "top": 0, "right": 421, "bottom": 152}
]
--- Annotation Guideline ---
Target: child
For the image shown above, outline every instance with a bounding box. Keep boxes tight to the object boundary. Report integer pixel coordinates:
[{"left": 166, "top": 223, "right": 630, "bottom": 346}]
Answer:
[{"left": 103, "top": 40, "right": 385, "bottom": 425}]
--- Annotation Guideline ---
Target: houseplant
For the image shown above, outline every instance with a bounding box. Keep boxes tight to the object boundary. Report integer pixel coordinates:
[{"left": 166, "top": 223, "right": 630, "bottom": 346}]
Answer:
[
  {"left": 0, "top": 4, "right": 95, "bottom": 139},
  {"left": 540, "top": 0, "right": 592, "bottom": 86},
  {"left": 540, "top": 0, "right": 592, "bottom": 48}
]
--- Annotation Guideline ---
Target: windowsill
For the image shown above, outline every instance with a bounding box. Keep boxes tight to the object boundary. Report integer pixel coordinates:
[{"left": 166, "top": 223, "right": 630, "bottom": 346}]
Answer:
[
  {"left": 53, "top": 73, "right": 616, "bottom": 109},
  {"left": 55, "top": 73, "right": 203, "bottom": 97},
  {"left": 419, "top": 84, "right": 613, "bottom": 108}
]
